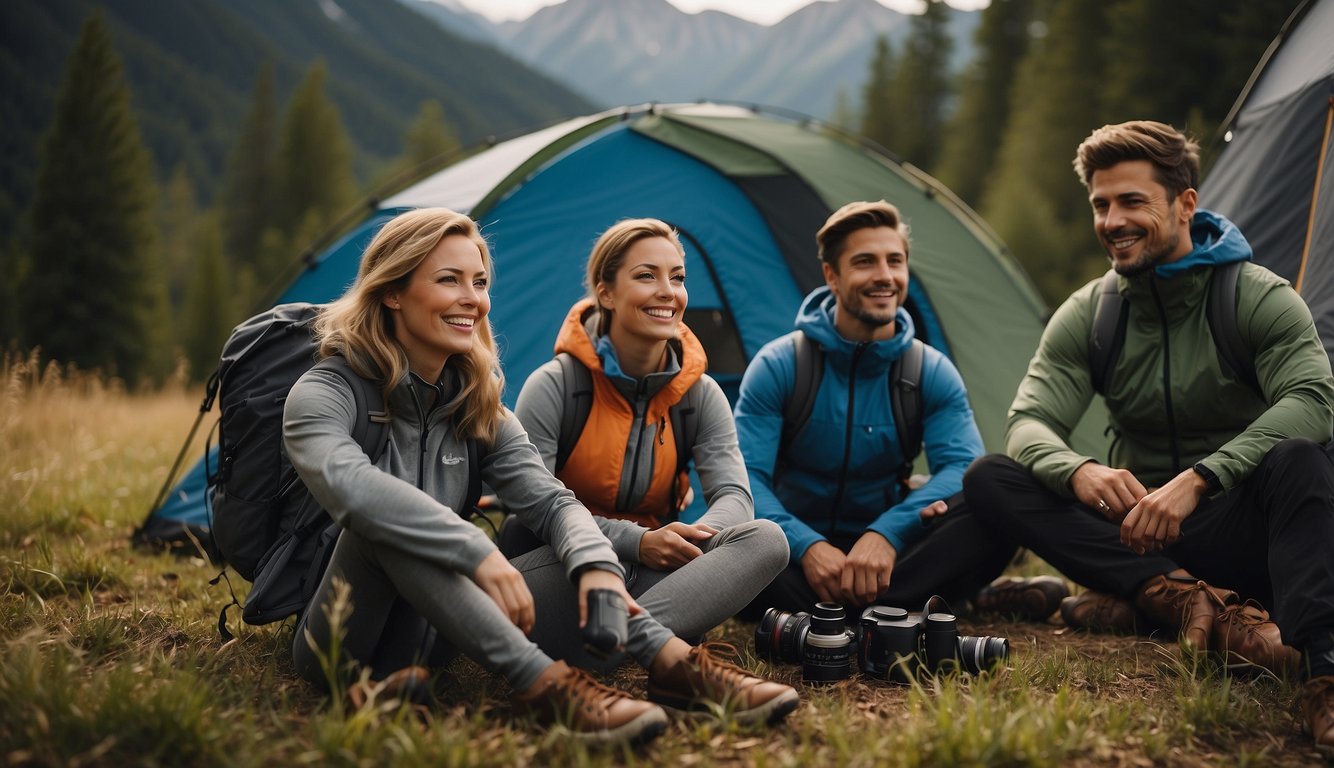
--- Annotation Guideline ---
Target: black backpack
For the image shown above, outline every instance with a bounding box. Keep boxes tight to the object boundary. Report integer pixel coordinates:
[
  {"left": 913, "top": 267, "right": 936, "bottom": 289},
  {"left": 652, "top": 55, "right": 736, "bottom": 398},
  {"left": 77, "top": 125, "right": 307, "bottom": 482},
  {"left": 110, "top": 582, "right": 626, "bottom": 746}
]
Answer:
[
  {"left": 207, "top": 302, "right": 481, "bottom": 631},
  {"left": 553, "top": 352, "right": 700, "bottom": 515},
  {"left": 1088, "top": 261, "right": 1258, "bottom": 396},
  {"left": 780, "top": 331, "right": 926, "bottom": 494}
]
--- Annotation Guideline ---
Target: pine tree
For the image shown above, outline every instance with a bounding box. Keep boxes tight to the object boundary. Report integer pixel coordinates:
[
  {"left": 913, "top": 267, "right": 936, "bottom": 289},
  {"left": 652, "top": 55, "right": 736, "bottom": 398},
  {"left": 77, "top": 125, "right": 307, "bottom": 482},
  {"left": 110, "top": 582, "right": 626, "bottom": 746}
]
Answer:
[
  {"left": 182, "top": 215, "right": 233, "bottom": 382},
  {"left": 935, "top": 0, "right": 1035, "bottom": 207},
  {"left": 21, "top": 11, "right": 165, "bottom": 384},
  {"left": 980, "top": 0, "right": 1109, "bottom": 306},
  {"left": 275, "top": 61, "right": 356, "bottom": 245},
  {"left": 829, "top": 87, "right": 857, "bottom": 132},
  {"left": 888, "top": 0, "right": 953, "bottom": 170},
  {"left": 860, "top": 36, "right": 898, "bottom": 153},
  {"left": 219, "top": 62, "right": 278, "bottom": 272},
  {"left": 370, "top": 99, "right": 463, "bottom": 194}
]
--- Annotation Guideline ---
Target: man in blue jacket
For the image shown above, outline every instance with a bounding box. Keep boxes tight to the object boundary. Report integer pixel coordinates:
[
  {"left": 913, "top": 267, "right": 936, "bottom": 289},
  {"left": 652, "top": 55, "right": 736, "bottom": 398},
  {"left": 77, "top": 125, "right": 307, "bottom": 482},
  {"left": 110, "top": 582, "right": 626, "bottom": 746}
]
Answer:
[{"left": 736, "top": 200, "right": 1065, "bottom": 617}]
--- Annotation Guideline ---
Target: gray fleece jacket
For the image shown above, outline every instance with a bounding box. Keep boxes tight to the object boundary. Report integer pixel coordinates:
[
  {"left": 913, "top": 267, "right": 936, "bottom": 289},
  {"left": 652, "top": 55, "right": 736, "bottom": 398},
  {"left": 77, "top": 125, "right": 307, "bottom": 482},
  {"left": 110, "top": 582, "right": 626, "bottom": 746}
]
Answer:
[
  {"left": 283, "top": 365, "right": 622, "bottom": 582},
  {"left": 515, "top": 340, "right": 753, "bottom": 562}
]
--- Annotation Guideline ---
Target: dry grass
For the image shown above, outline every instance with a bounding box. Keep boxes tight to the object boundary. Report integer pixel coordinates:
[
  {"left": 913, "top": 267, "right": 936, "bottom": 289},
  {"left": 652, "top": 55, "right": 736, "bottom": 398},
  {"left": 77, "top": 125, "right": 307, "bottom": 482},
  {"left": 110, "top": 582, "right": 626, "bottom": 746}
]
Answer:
[{"left": 0, "top": 354, "right": 1324, "bottom": 766}]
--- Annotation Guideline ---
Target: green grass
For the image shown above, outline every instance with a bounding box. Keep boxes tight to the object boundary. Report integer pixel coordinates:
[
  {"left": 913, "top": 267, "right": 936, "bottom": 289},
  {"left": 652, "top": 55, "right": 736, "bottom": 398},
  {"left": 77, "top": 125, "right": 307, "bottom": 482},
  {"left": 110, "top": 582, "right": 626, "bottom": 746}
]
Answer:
[{"left": 0, "top": 353, "right": 1322, "bottom": 766}]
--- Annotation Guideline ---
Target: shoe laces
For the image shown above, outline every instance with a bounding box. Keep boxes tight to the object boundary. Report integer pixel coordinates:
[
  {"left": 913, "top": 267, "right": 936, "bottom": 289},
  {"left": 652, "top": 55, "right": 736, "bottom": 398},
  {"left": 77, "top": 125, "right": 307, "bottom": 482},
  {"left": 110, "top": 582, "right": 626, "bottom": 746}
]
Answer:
[
  {"left": 689, "top": 641, "right": 754, "bottom": 688},
  {"left": 1216, "top": 598, "right": 1270, "bottom": 634},
  {"left": 553, "top": 667, "right": 627, "bottom": 715}
]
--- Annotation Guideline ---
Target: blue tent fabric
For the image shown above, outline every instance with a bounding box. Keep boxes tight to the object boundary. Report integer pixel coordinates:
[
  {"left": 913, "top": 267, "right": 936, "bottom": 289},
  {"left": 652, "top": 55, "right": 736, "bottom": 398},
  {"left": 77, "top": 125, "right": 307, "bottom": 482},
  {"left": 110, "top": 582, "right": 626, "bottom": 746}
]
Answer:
[{"left": 140, "top": 104, "right": 1045, "bottom": 548}]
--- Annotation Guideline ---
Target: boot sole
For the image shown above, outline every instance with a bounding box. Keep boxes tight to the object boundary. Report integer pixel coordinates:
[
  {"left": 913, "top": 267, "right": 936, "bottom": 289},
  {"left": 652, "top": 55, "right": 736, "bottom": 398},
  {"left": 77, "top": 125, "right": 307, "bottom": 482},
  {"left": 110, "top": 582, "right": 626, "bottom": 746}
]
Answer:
[
  {"left": 648, "top": 688, "right": 800, "bottom": 726},
  {"left": 558, "top": 708, "right": 669, "bottom": 746}
]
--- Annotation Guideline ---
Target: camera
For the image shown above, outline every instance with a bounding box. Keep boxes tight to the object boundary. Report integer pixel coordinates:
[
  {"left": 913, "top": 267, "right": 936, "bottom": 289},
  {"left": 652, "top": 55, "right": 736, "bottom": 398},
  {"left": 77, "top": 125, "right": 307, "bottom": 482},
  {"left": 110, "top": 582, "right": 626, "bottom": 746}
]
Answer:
[
  {"left": 582, "top": 588, "right": 628, "bottom": 660},
  {"left": 756, "top": 596, "right": 1009, "bottom": 684}
]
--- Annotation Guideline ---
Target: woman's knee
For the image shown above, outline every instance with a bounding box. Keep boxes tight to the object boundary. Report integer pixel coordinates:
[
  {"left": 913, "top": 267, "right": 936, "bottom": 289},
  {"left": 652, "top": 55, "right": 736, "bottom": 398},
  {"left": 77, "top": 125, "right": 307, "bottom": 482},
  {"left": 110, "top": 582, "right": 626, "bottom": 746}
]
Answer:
[{"left": 717, "top": 518, "right": 790, "bottom": 571}]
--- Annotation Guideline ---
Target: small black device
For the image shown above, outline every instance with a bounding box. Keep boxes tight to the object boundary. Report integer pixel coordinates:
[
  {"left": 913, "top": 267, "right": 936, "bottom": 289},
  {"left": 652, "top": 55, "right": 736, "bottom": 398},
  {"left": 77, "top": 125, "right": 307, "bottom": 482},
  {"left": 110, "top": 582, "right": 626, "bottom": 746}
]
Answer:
[
  {"left": 582, "top": 588, "right": 628, "bottom": 660},
  {"left": 754, "top": 606, "right": 812, "bottom": 664}
]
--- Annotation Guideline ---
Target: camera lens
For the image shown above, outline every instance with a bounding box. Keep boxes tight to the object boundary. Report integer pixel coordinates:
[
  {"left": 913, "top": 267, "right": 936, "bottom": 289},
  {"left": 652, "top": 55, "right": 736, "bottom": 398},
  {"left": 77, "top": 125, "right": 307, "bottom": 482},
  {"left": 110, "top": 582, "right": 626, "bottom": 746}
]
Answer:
[
  {"left": 957, "top": 635, "right": 1009, "bottom": 674},
  {"left": 803, "top": 602, "right": 853, "bottom": 684},
  {"left": 755, "top": 608, "right": 811, "bottom": 664}
]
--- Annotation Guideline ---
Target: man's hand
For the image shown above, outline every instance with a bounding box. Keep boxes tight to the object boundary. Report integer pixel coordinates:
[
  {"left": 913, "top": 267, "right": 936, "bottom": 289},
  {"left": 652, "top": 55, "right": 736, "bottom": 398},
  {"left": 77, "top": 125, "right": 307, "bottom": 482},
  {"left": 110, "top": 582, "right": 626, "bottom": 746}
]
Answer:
[
  {"left": 639, "top": 521, "right": 717, "bottom": 569},
  {"left": 473, "top": 550, "right": 536, "bottom": 635},
  {"left": 841, "top": 531, "right": 896, "bottom": 607},
  {"left": 1121, "top": 468, "right": 1206, "bottom": 554},
  {"left": 800, "top": 541, "right": 847, "bottom": 604},
  {"left": 919, "top": 499, "right": 949, "bottom": 524},
  {"left": 577, "top": 567, "right": 643, "bottom": 628},
  {"left": 1071, "top": 461, "right": 1148, "bottom": 521}
]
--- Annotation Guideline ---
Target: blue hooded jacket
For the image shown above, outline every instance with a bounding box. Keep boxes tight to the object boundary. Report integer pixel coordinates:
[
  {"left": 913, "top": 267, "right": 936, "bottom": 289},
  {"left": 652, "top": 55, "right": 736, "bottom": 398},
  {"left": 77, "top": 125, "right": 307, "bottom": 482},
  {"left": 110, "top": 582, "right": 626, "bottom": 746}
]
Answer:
[
  {"left": 734, "top": 286, "right": 984, "bottom": 561},
  {"left": 1153, "top": 209, "right": 1251, "bottom": 278}
]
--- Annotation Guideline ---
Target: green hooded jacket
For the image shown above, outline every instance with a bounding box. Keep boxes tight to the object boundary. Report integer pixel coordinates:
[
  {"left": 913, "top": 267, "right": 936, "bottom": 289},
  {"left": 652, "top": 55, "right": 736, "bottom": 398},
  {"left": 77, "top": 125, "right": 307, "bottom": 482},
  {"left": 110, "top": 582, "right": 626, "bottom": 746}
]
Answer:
[{"left": 1007, "top": 211, "right": 1334, "bottom": 496}]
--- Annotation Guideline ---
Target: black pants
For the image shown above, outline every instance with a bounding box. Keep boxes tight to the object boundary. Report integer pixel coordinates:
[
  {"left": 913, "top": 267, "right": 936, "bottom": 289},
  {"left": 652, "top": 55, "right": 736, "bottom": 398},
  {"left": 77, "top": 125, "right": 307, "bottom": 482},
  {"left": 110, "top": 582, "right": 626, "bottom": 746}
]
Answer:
[
  {"left": 739, "top": 494, "right": 1016, "bottom": 618},
  {"left": 962, "top": 439, "right": 1334, "bottom": 650}
]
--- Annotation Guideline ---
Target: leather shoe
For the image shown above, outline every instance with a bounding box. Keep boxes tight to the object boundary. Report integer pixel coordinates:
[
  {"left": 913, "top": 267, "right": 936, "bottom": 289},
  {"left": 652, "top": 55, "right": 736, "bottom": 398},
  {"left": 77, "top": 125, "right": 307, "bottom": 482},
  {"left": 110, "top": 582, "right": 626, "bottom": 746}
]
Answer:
[
  {"left": 513, "top": 660, "right": 667, "bottom": 745},
  {"left": 974, "top": 575, "right": 1070, "bottom": 621},
  {"left": 647, "top": 642, "right": 799, "bottom": 725},
  {"left": 1134, "top": 575, "right": 1237, "bottom": 653},
  {"left": 1060, "top": 591, "right": 1140, "bottom": 634},
  {"left": 346, "top": 665, "right": 430, "bottom": 710},
  {"left": 1302, "top": 675, "right": 1334, "bottom": 757},
  {"left": 1211, "top": 598, "right": 1301, "bottom": 676}
]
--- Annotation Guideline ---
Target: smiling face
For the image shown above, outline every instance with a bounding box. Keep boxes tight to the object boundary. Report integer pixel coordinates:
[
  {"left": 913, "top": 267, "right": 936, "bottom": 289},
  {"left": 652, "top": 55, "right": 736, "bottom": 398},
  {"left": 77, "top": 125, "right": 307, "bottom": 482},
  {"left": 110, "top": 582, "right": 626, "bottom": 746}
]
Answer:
[
  {"left": 384, "top": 233, "right": 490, "bottom": 380},
  {"left": 596, "top": 235, "right": 687, "bottom": 354},
  {"left": 1089, "top": 159, "right": 1197, "bottom": 276},
  {"left": 822, "top": 225, "right": 908, "bottom": 342}
]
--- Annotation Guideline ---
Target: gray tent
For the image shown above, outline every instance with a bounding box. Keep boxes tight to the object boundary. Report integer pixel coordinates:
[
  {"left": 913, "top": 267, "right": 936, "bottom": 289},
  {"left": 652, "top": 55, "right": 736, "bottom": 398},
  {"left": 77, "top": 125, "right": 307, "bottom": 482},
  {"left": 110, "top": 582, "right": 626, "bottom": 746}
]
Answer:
[{"left": 1200, "top": 0, "right": 1334, "bottom": 362}]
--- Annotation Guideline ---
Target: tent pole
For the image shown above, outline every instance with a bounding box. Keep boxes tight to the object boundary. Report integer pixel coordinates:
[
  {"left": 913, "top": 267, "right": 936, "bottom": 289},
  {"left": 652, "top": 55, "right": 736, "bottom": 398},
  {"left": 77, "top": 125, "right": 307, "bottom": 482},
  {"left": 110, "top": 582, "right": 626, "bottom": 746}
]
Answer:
[{"left": 1296, "top": 98, "right": 1334, "bottom": 295}]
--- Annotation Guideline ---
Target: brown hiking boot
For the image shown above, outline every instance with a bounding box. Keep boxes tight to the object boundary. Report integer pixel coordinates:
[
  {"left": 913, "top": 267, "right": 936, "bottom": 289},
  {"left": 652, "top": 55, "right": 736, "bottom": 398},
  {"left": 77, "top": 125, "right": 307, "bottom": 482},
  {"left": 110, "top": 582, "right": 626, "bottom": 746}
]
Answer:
[
  {"left": 1211, "top": 598, "right": 1301, "bottom": 676},
  {"left": 647, "top": 642, "right": 799, "bottom": 725},
  {"left": 1135, "top": 575, "right": 1237, "bottom": 653},
  {"left": 1303, "top": 675, "right": 1334, "bottom": 757},
  {"left": 974, "top": 576, "right": 1070, "bottom": 621},
  {"left": 513, "top": 660, "right": 668, "bottom": 745},
  {"left": 1060, "top": 591, "right": 1140, "bottom": 634},
  {"left": 346, "top": 665, "right": 430, "bottom": 710}
]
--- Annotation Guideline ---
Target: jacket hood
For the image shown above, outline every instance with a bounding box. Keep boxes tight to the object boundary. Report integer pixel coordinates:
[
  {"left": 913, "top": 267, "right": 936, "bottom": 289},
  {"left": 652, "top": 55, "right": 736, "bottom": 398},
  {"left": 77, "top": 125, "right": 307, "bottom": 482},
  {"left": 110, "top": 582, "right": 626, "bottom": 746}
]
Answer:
[
  {"left": 1154, "top": 209, "right": 1252, "bottom": 278},
  {"left": 553, "top": 297, "right": 707, "bottom": 402},
  {"left": 794, "top": 286, "right": 916, "bottom": 371}
]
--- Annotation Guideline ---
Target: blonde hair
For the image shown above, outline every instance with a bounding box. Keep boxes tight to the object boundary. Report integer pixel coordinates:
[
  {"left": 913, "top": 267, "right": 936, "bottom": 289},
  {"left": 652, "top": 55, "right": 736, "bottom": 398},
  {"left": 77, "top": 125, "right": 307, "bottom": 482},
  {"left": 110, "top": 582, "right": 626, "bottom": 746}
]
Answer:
[
  {"left": 316, "top": 208, "right": 504, "bottom": 443},
  {"left": 585, "top": 218, "right": 685, "bottom": 335}
]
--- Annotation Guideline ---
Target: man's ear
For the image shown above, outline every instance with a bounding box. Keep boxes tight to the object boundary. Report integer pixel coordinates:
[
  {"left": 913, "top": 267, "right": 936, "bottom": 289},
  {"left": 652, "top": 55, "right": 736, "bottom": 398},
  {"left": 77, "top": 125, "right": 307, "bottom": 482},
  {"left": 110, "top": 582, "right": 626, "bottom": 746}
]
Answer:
[
  {"left": 1177, "top": 188, "right": 1198, "bottom": 223},
  {"left": 822, "top": 260, "right": 838, "bottom": 291}
]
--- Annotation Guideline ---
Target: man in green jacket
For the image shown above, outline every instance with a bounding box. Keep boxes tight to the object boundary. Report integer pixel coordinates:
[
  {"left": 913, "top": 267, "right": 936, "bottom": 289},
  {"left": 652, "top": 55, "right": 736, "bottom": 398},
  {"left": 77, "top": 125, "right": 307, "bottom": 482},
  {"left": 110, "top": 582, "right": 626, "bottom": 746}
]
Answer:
[{"left": 963, "top": 120, "right": 1334, "bottom": 755}]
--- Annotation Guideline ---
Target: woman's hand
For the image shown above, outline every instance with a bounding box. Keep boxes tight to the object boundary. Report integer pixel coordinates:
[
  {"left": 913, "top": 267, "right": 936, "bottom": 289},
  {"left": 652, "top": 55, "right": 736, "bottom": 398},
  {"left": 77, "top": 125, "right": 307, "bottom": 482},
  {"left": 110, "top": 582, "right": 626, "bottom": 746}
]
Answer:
[
  {"left": 577, "top": 567, "right": 642, "bottom": 628},
  {"left": 473, "top": 550, "right": 536, "bottom": 635},
  {"left": 638, "top": 521, "right": 717, "bottom": 569}
]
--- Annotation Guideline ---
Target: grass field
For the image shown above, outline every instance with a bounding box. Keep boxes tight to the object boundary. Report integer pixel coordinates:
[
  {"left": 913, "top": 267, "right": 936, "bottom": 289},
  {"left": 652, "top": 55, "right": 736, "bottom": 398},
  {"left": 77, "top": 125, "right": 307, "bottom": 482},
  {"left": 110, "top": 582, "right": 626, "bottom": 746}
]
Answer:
[{"left": 0, "top": 353, "right": 1324, "bottom": 766}]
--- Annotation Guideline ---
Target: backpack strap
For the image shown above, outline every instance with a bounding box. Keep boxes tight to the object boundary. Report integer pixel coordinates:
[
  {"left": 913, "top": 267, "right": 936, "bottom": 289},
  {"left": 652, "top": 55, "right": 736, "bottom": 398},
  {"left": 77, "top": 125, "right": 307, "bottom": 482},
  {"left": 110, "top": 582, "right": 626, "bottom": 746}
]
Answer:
[
  {"left": 781, "top": 331, "right": 823, "bottom": 452},
  {"left": 1207, "top": 261, "right": 1259, "bottom": 393},
  {"left": 1089, "top": 271, "right": 1129, "bottom": 396},
  {"left": 312, "top": 355, "right": 392, "bottom": 462},
  {"left": 890, "top": 339, "right": 925, "bottom": 489},
  {"left": 554, "top": 352, "right": 594, "bottom": 474},
  {"left": 665, "top": 381, "right": 702, "bottom": 518}
]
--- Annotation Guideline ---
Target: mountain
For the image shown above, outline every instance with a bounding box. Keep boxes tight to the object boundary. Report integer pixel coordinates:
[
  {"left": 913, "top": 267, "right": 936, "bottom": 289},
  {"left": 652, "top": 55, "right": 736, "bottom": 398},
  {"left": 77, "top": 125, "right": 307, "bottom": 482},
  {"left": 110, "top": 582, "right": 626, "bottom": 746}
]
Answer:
[
  {"left": 494, "top": 0, "right": 765, "bottom": 106},
  {"left": 0, "top": 0, "right": 595, "bottom": 231},
  {"left": 405, "top": 0, "right": 977, "bottom": 120},
  {"left": 397, "top": 0, "right": 502, "bottom": 46}
]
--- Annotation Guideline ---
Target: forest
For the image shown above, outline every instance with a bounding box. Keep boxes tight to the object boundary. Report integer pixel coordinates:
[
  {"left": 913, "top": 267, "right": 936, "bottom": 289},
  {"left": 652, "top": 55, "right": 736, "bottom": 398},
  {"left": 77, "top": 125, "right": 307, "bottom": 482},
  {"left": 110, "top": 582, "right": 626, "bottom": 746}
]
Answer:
[{"left": 0, "top": 0, "right": 1303, "bottom": 384}]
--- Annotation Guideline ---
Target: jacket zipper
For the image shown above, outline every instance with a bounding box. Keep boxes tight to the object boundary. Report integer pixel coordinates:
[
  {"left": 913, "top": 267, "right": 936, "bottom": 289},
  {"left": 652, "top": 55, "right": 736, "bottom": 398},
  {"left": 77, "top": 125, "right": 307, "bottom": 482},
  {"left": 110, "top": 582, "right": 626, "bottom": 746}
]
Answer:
[
  {"left": 829, "top": 343, "right": 866, "bottom": 535},
  {"left": 1149, "top": 280, "right": 1181, "bottom": 471},
  {"left": 618, "top": 382, "right": 650, "bottom": 516}
]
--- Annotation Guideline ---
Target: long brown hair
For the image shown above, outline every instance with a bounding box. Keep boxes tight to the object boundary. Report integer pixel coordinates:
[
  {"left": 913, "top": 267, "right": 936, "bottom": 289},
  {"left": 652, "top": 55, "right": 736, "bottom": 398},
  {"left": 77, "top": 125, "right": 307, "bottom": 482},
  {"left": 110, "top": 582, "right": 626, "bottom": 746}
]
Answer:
[{"left": 315, "top": 208, "right": 504, "bottom": 442}]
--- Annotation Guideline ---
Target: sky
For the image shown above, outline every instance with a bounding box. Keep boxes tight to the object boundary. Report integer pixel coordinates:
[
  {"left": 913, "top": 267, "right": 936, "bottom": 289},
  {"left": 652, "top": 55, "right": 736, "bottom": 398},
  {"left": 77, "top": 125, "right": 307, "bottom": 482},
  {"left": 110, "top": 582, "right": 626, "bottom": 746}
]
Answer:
[{"left": 451, "top": 0, "right": 989, "bottom": 26}]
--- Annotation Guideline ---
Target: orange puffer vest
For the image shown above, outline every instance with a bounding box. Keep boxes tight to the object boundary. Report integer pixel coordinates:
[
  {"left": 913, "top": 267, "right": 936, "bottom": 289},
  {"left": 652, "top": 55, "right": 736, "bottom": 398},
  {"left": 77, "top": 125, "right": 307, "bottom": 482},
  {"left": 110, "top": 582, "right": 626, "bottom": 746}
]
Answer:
[{"left": 553, "top": 298, "right": 707, "bottom": 528}]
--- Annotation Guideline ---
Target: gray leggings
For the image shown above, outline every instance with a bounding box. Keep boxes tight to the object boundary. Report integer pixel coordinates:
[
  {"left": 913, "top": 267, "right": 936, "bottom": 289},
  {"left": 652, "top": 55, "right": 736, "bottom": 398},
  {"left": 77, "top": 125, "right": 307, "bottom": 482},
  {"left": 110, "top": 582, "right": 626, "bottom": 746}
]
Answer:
[
  {"left": 291, "top": 529, "right": 679, "bottom": 693},
  {"left": 521, "top": 519, "right": 789, "bottom": 672}
]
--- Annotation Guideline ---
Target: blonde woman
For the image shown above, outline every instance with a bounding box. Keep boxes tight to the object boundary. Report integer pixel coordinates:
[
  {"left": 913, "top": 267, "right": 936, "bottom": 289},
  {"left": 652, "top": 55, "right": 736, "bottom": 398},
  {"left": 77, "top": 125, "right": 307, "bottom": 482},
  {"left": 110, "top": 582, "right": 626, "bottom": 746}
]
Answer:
[
  {"left": 285, "top": 209, "right": 797, "bottom": 744},
  {"left": 510, "top": 218, "right": 790, "bottom": 664}
]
